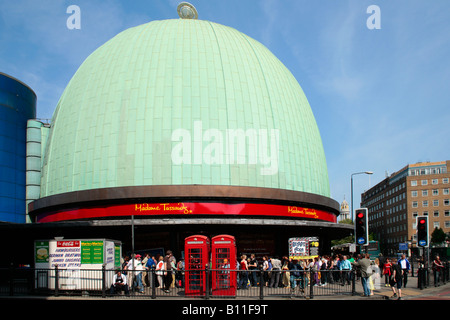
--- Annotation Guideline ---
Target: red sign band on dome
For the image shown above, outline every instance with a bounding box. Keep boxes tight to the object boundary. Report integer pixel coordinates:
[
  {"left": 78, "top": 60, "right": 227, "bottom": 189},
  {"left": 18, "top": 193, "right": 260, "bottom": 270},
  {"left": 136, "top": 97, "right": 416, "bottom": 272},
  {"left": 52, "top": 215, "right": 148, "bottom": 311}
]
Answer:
[{"left": 36, "top": 202, "right": 337, "bottom": 223}]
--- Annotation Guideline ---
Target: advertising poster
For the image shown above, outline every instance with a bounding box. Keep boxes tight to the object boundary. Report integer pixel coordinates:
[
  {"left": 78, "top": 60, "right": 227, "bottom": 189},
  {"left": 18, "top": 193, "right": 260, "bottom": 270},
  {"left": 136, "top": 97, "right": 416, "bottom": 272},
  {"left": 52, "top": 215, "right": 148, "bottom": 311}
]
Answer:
[
  {"left": 48, "top": 240, "right": 82, "bottom": 289},
  {"left": 35, "top": 241, "right": 49, "bottom": 264},
  {"left": 81, "top": 240, "right": 104, "bottom": 264},
  {"left": 289, "top": 237, "right": 319, "bottom": 260},
  {"left": 49, "top": 240, "right": 81, "bottom": 268}
]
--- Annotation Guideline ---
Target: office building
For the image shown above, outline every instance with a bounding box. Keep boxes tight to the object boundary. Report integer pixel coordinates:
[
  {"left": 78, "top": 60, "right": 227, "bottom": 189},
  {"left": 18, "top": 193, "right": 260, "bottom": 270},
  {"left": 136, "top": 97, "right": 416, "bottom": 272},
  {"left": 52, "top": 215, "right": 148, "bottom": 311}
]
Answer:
[{"left": 361, "top": 160, "right": 450, "bottom": 255}]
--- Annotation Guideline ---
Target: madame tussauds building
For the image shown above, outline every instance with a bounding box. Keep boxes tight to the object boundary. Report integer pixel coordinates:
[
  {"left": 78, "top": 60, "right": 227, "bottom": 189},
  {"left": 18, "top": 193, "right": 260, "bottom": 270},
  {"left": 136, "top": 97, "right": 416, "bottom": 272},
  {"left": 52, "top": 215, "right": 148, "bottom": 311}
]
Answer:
[{"left": 15, "top": 4, "right": 352, "bottom": 262}]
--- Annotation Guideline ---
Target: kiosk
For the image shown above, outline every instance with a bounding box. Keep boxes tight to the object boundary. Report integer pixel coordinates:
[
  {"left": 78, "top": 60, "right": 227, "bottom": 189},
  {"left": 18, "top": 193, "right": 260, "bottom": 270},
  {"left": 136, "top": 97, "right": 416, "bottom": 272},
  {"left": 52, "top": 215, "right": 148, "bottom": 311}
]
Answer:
[
  {"left": 211, "top": 235, "right": 236, "bottom": 296},
  {"left": 184, "top": 235, "right": 210, "bottom": 296},
  {"left": 34, "top": 239, "right": 122, "bottom": 291}
]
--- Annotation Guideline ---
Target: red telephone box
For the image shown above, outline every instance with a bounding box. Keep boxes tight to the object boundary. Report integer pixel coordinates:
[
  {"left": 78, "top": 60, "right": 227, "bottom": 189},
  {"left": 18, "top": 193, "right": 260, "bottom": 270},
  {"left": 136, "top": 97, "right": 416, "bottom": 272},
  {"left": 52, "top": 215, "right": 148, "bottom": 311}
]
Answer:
[
  {"left": 184, "top": 235, "right": 210, "bottom": 296},
  {"left": 211, "top": 235, "right": 236, "bottom": 296}
]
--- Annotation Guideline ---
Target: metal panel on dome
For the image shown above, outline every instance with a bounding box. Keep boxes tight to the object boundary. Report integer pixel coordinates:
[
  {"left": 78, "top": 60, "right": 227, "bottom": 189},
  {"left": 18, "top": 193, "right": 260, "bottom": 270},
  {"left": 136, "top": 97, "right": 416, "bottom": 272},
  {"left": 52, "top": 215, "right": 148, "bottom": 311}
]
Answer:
[{"left": 40, "top": 18, "right": 329, "bottom": 200}]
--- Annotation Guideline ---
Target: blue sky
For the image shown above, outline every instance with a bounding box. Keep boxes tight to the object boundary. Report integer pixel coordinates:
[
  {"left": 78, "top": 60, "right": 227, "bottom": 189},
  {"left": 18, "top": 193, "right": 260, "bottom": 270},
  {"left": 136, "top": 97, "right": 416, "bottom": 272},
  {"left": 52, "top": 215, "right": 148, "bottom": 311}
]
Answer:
[{"left": 1, "top": 0, "right": 450, "bottom": 212}]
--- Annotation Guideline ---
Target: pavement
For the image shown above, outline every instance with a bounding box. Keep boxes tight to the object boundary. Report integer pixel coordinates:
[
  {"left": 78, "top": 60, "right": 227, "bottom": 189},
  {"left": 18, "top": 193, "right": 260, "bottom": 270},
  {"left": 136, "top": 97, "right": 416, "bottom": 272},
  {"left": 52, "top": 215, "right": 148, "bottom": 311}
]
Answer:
[
  {"left": 1, "top": 277, "right": 448, "bottom": 320},
  {"left": 322, "top": 275, "right": 450, "bottom": 301},
  {"left": 1, "top": 274, "right": 448, "bottom": 302}
]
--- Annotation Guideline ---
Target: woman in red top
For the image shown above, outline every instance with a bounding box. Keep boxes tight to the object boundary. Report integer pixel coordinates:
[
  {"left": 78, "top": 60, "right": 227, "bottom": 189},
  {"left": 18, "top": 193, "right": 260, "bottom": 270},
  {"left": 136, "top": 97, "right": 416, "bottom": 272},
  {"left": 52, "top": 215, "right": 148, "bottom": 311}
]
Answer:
[
  {"left": 383, "top": 258, "right": 392, "bottom": 287},
  {"left": 238, "top": 255, "right": 249, "bottom": 289}
]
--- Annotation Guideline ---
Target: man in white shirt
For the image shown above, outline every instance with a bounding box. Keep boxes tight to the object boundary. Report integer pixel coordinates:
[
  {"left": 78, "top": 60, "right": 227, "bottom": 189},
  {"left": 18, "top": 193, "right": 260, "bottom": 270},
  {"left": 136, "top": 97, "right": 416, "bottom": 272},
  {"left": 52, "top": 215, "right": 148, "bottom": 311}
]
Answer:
[
  {"left": 398, "top": 254, "right": 410, "bottom": 288},
  {"left": 134, "top": 254, "right": 145, "bottom": 293},
  {"left": 269, "top": 257, "right": 282, "bottom": 288},
  {"left": 110, "top": 270, "right": 129, "bottom": 295}
]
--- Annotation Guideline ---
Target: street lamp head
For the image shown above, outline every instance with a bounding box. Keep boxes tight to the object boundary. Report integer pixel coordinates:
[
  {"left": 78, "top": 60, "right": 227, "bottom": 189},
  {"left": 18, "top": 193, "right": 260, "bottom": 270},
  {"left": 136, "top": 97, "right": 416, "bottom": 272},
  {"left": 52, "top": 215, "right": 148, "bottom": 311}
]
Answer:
[{"left": 365, "top": 171, "right": 373, "bottom": 175}]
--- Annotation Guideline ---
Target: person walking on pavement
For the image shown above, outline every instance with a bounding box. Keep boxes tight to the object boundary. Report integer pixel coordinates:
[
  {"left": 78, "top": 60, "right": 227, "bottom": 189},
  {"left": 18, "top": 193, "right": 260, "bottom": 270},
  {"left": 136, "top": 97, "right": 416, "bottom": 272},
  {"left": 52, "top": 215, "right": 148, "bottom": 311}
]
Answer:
[
  {"left": 398, "top": 254, "right": 410, "bottom": 288},
  {"left": 383, "top": 258, "right": 392, "bottom": 287},
  {"left": 351, "top": 253, "right": 372, "bottom": 297},
  {"left": 390, "top": 258, "right": 403, "bottom": 300}
]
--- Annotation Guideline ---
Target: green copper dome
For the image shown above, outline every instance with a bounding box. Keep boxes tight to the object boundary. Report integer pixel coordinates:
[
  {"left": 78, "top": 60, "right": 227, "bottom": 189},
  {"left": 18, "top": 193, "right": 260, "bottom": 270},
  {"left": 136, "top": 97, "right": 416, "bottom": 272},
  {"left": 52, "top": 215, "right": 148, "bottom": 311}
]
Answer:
[{"left": 40, "top": 18, "right": 330, "bottom": 198}]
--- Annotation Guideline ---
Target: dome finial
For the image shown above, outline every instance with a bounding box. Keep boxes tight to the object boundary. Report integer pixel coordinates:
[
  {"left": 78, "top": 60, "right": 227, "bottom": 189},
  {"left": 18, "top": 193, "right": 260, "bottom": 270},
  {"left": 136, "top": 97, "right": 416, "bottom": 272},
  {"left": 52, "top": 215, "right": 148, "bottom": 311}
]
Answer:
[{"left": 177, "top": 2, "right": 198, "bottom": 19}]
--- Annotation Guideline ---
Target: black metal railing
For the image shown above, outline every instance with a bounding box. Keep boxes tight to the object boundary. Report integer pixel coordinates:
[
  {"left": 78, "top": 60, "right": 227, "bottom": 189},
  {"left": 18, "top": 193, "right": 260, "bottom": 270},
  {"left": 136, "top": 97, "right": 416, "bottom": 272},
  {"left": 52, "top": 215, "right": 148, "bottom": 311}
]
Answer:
[{"left": 1, "top": 265, "right": 361, "bottom": 299}]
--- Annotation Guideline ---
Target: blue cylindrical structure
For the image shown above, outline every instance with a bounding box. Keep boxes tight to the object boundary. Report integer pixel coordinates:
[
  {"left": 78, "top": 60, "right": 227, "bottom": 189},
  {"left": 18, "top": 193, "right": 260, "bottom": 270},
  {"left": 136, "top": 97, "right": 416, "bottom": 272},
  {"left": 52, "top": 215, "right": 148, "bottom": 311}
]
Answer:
[{"left": 0, "top": 72, "right": 36, "bottom": 223}]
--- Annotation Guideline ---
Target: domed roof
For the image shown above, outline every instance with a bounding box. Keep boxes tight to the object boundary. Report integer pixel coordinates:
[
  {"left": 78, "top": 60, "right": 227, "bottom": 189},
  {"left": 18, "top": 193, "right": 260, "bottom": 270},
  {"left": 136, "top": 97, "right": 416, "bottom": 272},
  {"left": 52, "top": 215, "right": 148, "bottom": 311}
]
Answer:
[
  {"left": 340, "top": 199, "right": 349, "bottom": 211},
  {"left": 40, "top": 17, "right": 330, "bottom": 198}
]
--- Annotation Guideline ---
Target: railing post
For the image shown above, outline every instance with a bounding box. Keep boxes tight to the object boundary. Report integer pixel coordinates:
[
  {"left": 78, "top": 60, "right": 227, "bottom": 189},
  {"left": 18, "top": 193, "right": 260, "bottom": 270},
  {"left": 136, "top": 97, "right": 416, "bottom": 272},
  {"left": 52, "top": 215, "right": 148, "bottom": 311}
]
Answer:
[
  {"left": 309, "top": 269, "right": 314, "bottom": 299},
  {"left": 445, "top": 262, "right": 449, "bottom": 284},
  {"left": 55, "top": 265, "right": 59, "bottom": 297},
  {"left": 205, "top": 265, "right": 210, "bottom": 300},
  {"left": 259, "top": 266, "right": 264, "bottom": 300},
  {"left": 351, "top": 270, "right": 356, "bottom": 296},
  {"left": 102, "top": 264, "right": 106, "bottom": 298},
  {"left": 151, "top": 266, "right": 156, "bottom": 299},
  {"left": 9, "top": 264, "right": 14, "bottom": 296}
]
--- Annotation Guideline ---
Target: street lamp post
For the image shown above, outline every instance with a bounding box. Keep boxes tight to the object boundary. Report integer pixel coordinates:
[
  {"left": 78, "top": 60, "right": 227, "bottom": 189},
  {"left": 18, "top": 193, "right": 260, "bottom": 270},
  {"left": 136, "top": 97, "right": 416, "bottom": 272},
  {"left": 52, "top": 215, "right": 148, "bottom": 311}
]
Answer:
[{"left": 351, "top": 171, "right": 373, "bottom": 221}]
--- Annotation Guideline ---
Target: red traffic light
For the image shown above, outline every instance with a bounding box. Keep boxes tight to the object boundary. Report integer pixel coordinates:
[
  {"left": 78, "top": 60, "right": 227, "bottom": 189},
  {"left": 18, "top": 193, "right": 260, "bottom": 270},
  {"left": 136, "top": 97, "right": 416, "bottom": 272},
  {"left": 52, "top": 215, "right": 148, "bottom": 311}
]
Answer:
[
  {"left": 419, "top": 219, "right": 426, "bottom": 224},
  {"left": 357, "top": 212, "right": 364, "bottom": 219}
]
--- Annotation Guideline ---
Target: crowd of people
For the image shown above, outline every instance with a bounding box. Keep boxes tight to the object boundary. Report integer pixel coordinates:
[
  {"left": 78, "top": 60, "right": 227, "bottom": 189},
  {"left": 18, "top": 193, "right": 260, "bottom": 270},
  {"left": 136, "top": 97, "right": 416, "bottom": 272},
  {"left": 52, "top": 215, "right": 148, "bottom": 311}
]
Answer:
[
  {"left": 110, "top": 250, "right": 184, "bottom": 295},
  {"left": 109, "top": 249, "right": 446, "bottom": 299},
  {"left": 236, "top": 253, "right": 381, "bottom": 295},
  {"left": 109, "top": 251, "right": 384, "bottom": 296}
]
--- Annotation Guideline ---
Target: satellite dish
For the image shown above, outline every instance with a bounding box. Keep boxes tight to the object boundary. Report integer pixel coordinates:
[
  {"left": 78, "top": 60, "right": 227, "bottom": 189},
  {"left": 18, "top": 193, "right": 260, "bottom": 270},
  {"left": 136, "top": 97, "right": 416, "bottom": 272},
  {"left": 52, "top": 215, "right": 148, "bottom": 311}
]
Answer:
[{"left": 177, "top": 2, "right": 198, "bottom": 19}]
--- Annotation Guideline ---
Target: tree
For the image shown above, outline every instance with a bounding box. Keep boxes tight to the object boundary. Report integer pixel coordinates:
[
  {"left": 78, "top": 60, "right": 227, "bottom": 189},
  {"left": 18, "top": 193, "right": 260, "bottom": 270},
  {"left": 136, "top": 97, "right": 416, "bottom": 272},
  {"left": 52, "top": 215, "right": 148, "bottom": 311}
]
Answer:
[
  {"left": 331, "top": 219, "right": 354, "bottom": 246},
  {"left": 431, "top": 227, "right": 446, "bottom": 245}
]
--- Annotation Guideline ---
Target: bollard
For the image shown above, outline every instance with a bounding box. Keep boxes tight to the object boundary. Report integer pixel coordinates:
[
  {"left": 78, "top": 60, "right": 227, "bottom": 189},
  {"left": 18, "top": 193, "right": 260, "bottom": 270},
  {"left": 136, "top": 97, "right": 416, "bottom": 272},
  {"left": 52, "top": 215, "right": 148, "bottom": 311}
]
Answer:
[{"left": 418, "top": 267, "right": 424, "bottom": 290}]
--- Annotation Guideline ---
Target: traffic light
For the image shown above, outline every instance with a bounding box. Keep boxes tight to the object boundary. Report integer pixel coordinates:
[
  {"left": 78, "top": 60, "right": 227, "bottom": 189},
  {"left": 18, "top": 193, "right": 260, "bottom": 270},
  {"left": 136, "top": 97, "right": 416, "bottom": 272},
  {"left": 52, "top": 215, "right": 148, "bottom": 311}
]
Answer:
[
  {"left": 354, "top": 208, "right": 368, "bottom": 245},
  {"left": 417, "top": 216, "right": 428, "bottom": 247}
]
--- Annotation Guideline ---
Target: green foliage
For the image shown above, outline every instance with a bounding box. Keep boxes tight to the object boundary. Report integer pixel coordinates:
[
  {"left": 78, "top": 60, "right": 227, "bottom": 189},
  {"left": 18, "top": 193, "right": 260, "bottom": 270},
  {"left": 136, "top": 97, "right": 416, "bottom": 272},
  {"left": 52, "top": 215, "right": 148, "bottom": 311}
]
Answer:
[{"left": 431, "top": 227, "right": 446, "bottom": 244}]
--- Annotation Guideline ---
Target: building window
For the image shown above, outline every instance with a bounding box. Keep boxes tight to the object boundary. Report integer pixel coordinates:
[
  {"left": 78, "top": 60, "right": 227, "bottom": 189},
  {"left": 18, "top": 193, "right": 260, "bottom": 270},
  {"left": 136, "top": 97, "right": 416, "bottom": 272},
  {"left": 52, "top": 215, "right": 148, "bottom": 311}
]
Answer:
[
  {"left": 432, "top": 189, "right": 439, "bottom": 196},
  {"left": 433, "top": 222, "right": 440, "bottom": 229},
  {"left": 411, "top": 180, "right": 417, "bottom": 186},
  {"left": 412, "top": 201, "right": 418, "bottom": 208},
  {"left": 433, "top": 210, "right": 439, "bottom": 217},
  {"left": 443, "top": 178, "right": 449, "bottom": 184},
  {"left": 421, "top": 180, "right": 428, "bottom": 185},
  {"left": 445, "top": 210, "right": 450, "bottom": 217},
  {"left": 444, "top": 188, "right": 449, "bottom": 195},
  {"left": 422, "top": 200, "right": 428, "bottom": 207},
  {"left": 444, "top": 199, "right": 450, "bottom": 206},
  {"left": 432, "top": 179, "right": 438, "bottom": 185},
  {"left": 433, "top": 200, "right": 439, "bottom": 207},
  {"left": 446, "top": 221, "right": 450, "bottom": 228},
  {"left": 422, "top": 190, "right": 428, "bottom": 196}
]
